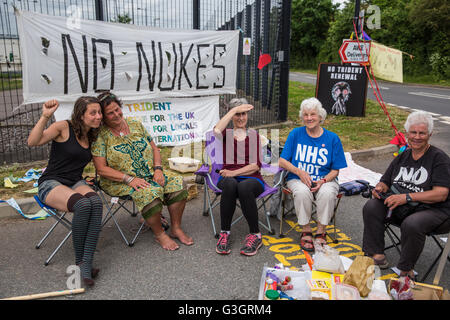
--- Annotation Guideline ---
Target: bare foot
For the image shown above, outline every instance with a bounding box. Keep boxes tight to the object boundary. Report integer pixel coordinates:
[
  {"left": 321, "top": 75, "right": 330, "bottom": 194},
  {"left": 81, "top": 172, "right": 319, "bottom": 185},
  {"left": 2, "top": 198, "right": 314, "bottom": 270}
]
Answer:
[
  {"left": 155, "top": 232, "right": 179, "bottom": 251},
  {"left": 169, "top": 227, "right": 194, "bottom": 246}
]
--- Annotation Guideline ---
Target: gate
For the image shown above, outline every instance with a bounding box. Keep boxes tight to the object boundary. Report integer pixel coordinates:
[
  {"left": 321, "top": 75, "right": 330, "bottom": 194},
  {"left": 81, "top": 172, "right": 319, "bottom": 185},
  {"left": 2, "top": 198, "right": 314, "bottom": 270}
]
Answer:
[{"left": 0, "top": 0, "right": 291, "bottom": 164}]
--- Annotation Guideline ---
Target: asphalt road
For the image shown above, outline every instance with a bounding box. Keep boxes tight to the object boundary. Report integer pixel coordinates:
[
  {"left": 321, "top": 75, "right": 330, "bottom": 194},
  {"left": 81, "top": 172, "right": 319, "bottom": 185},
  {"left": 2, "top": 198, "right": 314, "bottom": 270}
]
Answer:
[
  {"left": 1, "top": 128, "right": 449, "bottom": 301},
  {"left": 290, "top": 72, "right": 450, "bottom": 117}
]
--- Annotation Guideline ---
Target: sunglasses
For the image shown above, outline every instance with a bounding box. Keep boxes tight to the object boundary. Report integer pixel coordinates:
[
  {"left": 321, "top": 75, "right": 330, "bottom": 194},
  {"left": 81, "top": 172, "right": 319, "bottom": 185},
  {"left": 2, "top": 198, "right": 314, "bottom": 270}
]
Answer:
[{"left": 99, "top": 93, "right": 116, "bottom": 102}]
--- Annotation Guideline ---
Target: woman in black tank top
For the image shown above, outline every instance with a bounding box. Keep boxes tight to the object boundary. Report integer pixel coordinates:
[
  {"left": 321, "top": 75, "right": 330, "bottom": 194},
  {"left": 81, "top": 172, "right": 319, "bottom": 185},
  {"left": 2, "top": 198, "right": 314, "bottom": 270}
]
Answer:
[{"left": 28, "top": 97, "right": 103, "bottom": 287}]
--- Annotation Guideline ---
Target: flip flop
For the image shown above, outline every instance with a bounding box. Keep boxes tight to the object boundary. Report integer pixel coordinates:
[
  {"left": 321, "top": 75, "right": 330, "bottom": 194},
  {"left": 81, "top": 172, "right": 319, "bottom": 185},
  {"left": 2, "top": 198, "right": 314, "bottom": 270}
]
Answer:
[{"left": 300, "top": 232, "right": 315, "bottom": 252}]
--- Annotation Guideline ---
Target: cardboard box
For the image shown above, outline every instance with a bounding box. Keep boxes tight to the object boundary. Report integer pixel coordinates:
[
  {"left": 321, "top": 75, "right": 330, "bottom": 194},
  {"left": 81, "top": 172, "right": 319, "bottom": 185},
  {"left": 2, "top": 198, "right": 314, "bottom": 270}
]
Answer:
[
  {"left": 168, "top": 157, "right": 200, "bottom": 173},
  {"left": 388, "top": 278, "right": 444, "bottom": 300}
]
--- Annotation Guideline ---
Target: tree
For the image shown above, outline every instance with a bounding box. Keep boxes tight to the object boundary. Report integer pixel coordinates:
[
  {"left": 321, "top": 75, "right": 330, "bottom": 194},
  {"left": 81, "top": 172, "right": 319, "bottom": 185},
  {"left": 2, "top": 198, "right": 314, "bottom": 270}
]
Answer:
[
  {"left": 317, "top": 0, "right": 449, "bottom": 79},
  {"left": 290, "top": 0, "right": 338, "bottom": 69}
]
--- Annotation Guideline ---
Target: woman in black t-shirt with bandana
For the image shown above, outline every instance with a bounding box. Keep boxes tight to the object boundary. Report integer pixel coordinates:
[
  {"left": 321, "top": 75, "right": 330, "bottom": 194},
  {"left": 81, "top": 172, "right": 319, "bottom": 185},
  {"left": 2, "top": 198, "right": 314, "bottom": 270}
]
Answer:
[{"left": 362, "top": 111, "right": 450, "bottom": 280}]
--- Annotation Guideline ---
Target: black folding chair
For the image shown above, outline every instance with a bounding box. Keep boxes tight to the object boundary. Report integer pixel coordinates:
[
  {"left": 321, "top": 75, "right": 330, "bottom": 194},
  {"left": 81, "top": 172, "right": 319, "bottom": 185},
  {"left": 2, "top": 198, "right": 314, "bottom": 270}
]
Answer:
[
  {"left": 362, "top": 184, "right": 450, "bottom": 283},
  {"left": 384, "top": 219, "right": 450, "bottom": 283},
  {"left": 93, "top": 177, "right": 169, "bottom": 247}
]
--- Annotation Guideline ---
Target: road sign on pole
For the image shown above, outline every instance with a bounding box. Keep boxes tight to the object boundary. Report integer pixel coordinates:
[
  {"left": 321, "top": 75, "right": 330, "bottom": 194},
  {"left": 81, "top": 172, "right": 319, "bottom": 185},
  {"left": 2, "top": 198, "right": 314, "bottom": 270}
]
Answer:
[{"left": 339, "top": 39, "right": 371, "bottom": 64}]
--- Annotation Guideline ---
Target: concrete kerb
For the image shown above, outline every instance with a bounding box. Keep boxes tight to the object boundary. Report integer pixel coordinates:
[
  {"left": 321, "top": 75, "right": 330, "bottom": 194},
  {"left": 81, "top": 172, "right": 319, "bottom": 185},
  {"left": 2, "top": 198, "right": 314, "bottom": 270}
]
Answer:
[{"left": 0, "top": 143, "right": 398, "bottom": 220}]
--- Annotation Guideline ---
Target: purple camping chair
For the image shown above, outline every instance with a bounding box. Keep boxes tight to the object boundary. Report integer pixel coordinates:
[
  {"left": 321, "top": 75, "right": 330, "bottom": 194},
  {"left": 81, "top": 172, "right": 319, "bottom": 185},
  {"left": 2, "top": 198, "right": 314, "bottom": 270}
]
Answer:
[{"left": 195, "top": 130, "right": 283, "bottom": 238}]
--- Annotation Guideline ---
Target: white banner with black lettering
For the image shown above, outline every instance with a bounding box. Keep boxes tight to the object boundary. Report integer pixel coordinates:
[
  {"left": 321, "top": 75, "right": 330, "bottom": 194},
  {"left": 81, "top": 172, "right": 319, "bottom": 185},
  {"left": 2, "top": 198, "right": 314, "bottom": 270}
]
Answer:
[
  {"left": 16, "top": 10, "right": 239, "bottom": 104},
  {"left": 56, "top": 96, "right": 219, "bottom": 146}
]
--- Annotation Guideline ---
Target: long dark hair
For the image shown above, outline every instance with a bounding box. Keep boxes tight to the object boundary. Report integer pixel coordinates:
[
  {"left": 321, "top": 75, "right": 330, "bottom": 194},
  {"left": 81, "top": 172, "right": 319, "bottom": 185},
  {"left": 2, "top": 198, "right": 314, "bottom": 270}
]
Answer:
[{"left": 70, "top": 96, "right": 100, "bottom": 145}]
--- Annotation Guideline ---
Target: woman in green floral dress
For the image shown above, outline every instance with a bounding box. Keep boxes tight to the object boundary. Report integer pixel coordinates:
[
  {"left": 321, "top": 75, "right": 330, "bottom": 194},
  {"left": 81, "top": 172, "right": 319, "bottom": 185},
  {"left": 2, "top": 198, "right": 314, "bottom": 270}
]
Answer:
[{"left": 92, "top": 92, "right": 193, "bottom": 251}]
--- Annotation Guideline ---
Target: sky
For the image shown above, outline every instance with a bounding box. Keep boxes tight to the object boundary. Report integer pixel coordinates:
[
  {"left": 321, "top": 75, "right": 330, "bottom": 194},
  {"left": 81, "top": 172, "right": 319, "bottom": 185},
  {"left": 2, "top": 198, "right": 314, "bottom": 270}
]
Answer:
[{"left": 332, "top": 0, "right": 350, "bottom": 9}]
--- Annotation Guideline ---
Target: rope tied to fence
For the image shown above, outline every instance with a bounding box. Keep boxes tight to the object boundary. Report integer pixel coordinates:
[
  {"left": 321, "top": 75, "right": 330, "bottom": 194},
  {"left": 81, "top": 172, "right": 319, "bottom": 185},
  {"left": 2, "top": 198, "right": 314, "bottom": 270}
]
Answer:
[{"left": 351, "top": 19, "right": 407, "bottom": 147}]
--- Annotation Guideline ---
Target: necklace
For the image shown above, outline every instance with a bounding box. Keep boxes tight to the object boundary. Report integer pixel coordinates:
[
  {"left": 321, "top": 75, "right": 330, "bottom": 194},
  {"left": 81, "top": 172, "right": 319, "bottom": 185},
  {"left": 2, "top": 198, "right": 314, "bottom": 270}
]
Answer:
[{"left": 110, "top": 120, "right": 127, "bottom": 137}]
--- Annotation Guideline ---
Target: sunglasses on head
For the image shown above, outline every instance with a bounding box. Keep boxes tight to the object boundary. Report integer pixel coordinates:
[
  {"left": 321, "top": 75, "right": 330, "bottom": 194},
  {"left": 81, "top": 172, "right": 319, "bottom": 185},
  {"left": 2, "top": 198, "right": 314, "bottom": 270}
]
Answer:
[{"left": 98, "top": 92, "right": 116, "bottom": 102}]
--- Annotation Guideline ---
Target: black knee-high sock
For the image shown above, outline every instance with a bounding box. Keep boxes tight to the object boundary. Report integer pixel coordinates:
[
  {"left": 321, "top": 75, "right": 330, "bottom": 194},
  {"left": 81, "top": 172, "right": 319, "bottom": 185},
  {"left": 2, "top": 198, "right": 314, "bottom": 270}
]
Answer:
[
  {"left": 68, "top": 194, "right": 92, "bottom": 269},
  {"left": 81, "top": 192, "right": 103, "bottom": 278}
]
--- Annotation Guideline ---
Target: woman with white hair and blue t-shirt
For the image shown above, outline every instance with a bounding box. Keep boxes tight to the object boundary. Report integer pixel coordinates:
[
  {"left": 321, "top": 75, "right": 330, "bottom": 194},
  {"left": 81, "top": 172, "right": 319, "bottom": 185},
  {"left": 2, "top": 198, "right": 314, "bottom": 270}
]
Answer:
[{"left": 278, "top": 97, "right": 347, "bottom": 252}]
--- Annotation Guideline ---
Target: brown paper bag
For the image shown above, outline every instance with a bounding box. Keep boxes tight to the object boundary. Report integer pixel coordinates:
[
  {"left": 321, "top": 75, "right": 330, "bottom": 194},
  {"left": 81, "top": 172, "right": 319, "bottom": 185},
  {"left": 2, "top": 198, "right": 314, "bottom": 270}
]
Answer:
[{"left": 343, "top": 256, "right": 375, "bottom": 297}]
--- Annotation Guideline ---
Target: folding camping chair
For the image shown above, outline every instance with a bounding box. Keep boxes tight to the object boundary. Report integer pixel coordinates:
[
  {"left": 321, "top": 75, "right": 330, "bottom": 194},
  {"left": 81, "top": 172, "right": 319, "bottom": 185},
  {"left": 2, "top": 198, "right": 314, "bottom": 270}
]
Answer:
[
  {"left": 384, "top": 219, "right": 450, "bottom": 283},
  {"left": 277, "top": 170, "right": 343, "bottom": 244},
  {"left": 93, "top": 177, "right": 169, "bottom": 247},
  {"left": 194, "top": 130, "right": 283, "bottom": 238},
  {"left": 362, "top": 185, "right": 450, "bottom": 283},
  {"left": 34, "top": 195, "right": 74, "bottom": 266},
  {"left": 33, "top": 179, "right": 169, "bottom": 265}
]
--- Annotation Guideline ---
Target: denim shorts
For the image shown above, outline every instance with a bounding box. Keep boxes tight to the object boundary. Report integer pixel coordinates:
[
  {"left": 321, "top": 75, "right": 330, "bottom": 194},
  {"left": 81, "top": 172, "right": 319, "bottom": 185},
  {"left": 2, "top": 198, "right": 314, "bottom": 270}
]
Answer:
[{"left": 38, "top": 179, "right": 88, "bottom": 204}]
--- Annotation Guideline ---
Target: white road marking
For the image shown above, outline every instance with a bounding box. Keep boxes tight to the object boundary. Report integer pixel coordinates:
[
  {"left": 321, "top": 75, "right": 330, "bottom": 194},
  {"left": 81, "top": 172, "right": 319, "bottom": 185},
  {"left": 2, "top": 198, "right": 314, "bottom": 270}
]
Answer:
[
  {"left": 439, "top": 116, "right": 450, "bottom": 122},
  {"left": 305, "top": 76, "right": 317, "bottom": 80},
  {"left": 408, "top": 92, "right": 450, "bottom": 100}
]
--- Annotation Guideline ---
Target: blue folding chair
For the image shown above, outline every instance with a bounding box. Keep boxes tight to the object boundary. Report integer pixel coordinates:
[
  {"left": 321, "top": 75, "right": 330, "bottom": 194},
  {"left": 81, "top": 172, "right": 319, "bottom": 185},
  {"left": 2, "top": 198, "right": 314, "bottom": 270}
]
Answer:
[
  {"left": 34, "top": 195, "right": 74, "bottom": 266},
  {"left": 194, "top": 130, "right": 283, "bottom": 238}
]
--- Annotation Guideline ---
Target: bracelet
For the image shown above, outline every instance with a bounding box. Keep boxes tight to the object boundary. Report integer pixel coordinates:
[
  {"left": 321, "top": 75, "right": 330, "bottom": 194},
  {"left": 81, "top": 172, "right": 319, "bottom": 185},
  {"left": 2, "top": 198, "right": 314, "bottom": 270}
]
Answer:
[
  {"left": 126, "top": 176, "right": 135, "bottom": 185},
  {"left": 122, "top": 174, "right": 135, "bottom": 184},
  {"left": 322, "top": 178, "right": 327, "bottom": 183},
  {"left": 153, "top": 166, "right": 163, "bottom": 172},
  {"left": 42, "top": 114, "right": 51, "bottom": 120}
]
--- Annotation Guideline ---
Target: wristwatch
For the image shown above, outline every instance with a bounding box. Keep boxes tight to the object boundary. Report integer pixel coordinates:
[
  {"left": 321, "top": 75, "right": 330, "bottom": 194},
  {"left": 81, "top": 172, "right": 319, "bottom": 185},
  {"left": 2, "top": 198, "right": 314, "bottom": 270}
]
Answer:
[
  {"left": 153, "top": 166, "right": 163, "bottom": 172},
  {"left": 406, "top": 193, "right": 412, "bottom": 203}
]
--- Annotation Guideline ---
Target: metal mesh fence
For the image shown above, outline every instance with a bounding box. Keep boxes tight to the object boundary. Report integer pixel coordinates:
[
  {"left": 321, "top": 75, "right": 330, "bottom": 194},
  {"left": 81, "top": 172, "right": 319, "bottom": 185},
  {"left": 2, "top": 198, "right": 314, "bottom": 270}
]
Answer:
[{"left": 0, "top": 0, "right": 290, "bottom": 164}]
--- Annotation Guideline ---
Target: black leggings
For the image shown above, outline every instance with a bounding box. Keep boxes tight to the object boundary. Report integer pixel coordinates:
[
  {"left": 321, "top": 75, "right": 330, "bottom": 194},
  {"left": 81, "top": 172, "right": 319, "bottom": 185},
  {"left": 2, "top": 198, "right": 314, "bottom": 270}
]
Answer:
[
  {"left": 362, "top": 198, "right": 450, "bottom": 271},
  {"left": 217, "top": 177, "right": 264, "bottom": 234}
]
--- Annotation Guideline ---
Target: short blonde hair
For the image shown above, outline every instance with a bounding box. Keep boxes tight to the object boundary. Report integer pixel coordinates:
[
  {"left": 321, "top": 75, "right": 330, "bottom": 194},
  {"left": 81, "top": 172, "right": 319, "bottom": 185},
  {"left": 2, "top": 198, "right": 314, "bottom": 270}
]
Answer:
[
  {"left": 404, "top": 111, "right": 433, "bottom": 134},
  {"left": 299, "top": 97, "right": 327, "bottom": 124}
]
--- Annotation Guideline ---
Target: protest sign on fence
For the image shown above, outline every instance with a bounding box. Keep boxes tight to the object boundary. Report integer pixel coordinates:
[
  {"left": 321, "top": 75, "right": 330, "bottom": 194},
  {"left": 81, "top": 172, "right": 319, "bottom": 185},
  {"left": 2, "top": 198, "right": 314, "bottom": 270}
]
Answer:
[
  {"left": 16, "top": 10, "right": 239, "bottom": 104},
  {"left": 56, "top": 96, "right": 219, "bottom": 146}
]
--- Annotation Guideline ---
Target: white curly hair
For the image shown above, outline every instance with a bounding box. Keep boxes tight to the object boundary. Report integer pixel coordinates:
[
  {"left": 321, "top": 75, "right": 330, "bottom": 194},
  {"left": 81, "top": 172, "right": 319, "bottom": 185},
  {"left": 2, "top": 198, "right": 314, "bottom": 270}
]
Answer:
[{"left": 299, "top": 97, "right": 327, "bottom": 124}]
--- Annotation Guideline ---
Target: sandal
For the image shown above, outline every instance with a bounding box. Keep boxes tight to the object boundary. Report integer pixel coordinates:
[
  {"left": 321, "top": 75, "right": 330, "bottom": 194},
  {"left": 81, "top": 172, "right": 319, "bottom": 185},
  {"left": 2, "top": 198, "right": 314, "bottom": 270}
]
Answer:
[
  {"left": 314, "top": 233, "right": 327, "bottom": 247},
  {"left": 300, "top": 232, "right": 315, "bottom": 252},
  {"left": 372, "top": 256, "right": 390, "bottom": 269},
  {"left": 399, "top": 270, "right": 417, "bottom": 282}
]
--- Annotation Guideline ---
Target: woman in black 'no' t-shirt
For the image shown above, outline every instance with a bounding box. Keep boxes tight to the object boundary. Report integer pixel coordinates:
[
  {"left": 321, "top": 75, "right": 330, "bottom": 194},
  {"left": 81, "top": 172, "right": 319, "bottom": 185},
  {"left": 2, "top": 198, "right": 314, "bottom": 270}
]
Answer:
[{"left": 362, "top": 111, "right": 450, "bottom": 280}]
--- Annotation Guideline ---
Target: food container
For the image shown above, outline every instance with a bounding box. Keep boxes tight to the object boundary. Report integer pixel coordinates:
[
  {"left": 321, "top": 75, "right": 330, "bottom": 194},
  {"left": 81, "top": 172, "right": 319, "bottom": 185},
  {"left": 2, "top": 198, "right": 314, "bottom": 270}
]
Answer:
[
  {"left": 168, "top": 157, "right": 201, "bottom": 173},
  {"left": 334, "top": 283, "right": 360, "bottom": 300}
]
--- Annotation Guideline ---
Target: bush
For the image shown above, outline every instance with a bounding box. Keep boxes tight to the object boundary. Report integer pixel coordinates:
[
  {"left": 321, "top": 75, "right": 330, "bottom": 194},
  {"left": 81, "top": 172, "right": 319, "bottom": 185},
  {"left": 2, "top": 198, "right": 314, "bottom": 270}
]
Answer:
[{"left": 429, "top": 52, "right": 450, "bottom": 81}]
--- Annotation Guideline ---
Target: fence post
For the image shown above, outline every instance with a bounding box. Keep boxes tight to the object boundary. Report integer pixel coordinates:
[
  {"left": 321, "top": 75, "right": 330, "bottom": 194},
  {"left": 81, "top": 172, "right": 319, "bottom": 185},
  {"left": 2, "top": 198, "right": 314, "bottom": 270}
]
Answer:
[
  {"left": 244, "top": 4, "right": 252, "bottom": 97},
  {"left": 253, "top": 0, "right": 261, "bottom": 102},
  {"left": 236, "top": 11, "right": 243, "bottom": 90},
  {"left": 261, "top": 0, "right": 270, "bottom": 108},
  {"left": 95, "top": 0, "right": 104, "bottom": 21},
  {"left": 193, "top": 0, "right": 200, "bottom": 29},
  {"left": 278, "top": 0, "right": 291, "bottom": 121}
]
